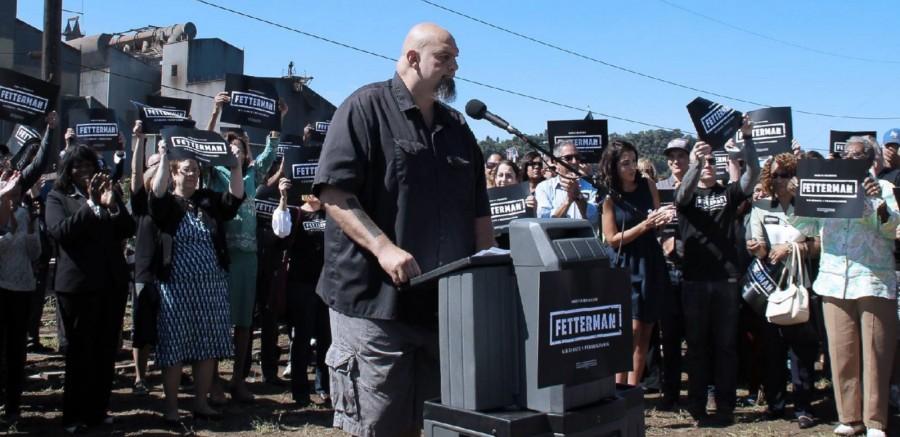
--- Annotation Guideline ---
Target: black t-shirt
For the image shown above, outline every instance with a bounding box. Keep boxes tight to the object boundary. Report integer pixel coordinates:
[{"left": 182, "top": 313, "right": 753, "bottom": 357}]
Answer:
[
  {"left": 677, "top": 182, "right": 750, "bottom": 281},
  {"left": 312, "top": 74, "right": 491, "bottom": 323},
  {"left": 131, "top": 186, "right": 158, "bottom": 284},
  {"left": 288, "top": 209, "right": 326, "bottom": 284}
]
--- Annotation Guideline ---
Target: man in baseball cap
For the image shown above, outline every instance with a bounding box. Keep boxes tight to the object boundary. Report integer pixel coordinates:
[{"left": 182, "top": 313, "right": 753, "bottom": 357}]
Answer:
[
  {"left": 657, "top": 138, "right": 691, "bottom": 189},
  {"left": 879, "top": 128, "right": 900, "bottom": 186}
]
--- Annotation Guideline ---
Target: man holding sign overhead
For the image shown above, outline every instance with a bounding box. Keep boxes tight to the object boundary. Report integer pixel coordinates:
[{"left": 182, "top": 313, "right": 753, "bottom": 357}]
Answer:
[
  {"left": 787, "top": 136, "right": 899, "bottom": 437},
  {"left": 313, "top": 23, "right": 493, "bottom": 437}
]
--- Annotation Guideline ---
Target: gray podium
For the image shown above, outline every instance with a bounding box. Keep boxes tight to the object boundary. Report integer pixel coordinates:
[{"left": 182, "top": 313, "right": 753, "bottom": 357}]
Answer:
[{"left": 419, "top": 218, "right": 645, "bottom": 437}]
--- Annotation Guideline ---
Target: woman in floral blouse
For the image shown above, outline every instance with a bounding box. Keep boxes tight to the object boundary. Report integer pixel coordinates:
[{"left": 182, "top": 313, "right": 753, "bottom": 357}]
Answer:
[{"left": 789, "top": 137, "right": 899, "bottom": 437}]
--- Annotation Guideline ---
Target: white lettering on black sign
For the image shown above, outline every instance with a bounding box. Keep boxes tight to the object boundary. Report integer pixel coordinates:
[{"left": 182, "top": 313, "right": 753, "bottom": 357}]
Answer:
[
  {"left": 736, "top": 123, "right": 786, "bottom": 142},
  {"left": 700, "top": 103, "right": 734, "bottom": 134},
  {"left": 230, "top": 91, "right": 276, "bottom": 115},
  {"left": 549, "top": 304, "right": 623, "bottom": 346},
  {"left": 833, "top": 142, "right": 848, "bottom": 154},
  {"left": 315, "top": 121, "right": 330, "bottom": 133},
  {"left": 76, "top": 123, "right": 118, "bottom": 138},
  {"left": 555, "top": 134, "right": 603, "bottom": 151},
  {"left": 0, "top": 86, "right": 48, "bottom": 113},
  {"left": 799, "top": 179, "right": 857, "bottom": 198},
  {"left": 15, "top": 125, "right": 38, "bottom": 143},
  {"left": 292, "top": 163, "right": 317, "bottom": 182},
  {"left": 171, "top": 136, "right": 228, "bottom": 157},
  {"left": 302, "top": 219, "right": 326, "bottom": 232},
  {"left": 143, "top": 107, "right": 186, "bottom": 118},
  {"left": 490, "top": 199, "right": 527, "bottom": 219},
  {"left": 254, "top": 199, "right": 278, "bottom": 219}
]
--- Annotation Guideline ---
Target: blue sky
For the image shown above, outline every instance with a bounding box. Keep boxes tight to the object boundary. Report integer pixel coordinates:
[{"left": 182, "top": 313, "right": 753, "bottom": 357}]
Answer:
[{"left": 17, "top": 0, "right": 900, "bottom": 153}]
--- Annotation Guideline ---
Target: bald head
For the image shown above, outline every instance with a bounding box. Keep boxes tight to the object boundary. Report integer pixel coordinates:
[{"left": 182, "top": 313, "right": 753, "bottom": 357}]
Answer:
[
  {"left": 401, "top": 22, "right": 454, "bottom": 55},
  {"left": 397, "top": 23, "right": 459, "bottom": 103}
]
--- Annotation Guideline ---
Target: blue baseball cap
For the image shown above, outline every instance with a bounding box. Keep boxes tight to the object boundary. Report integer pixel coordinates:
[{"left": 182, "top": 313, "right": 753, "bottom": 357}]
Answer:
[{"left": 884, "top": 128, "right": 900, "bottom": 146}]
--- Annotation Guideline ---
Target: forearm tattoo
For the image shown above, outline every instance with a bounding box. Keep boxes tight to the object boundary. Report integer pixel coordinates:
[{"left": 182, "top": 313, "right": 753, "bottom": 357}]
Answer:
[{"left": 346, "top": 197, "right": 384, "bottom": 239}]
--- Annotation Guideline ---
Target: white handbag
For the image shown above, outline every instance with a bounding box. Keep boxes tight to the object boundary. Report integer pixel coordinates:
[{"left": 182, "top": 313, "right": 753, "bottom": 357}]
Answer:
[{"left": 765, "top": 242, "right": 810, "bottom": 326}]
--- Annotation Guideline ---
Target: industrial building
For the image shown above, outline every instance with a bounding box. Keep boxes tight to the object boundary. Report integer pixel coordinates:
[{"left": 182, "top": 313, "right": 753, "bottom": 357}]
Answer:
[{"left": 0, "top": 1, "right": 336, "bottom": 161}]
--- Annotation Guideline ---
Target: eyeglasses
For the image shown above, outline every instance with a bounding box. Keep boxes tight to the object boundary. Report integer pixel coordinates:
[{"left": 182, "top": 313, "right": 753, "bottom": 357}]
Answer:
[
  {"left": 560, "top": 154, "right": 582, "bottom": 163},
  {"left": 178, "top": 168, "right": 199, "bottom": 176},
  {"left": 772, "top": 171, "right": 792, "bottom": 179},
  {"left": 485, "top": 161, "right": 498, "bottom": 169}
]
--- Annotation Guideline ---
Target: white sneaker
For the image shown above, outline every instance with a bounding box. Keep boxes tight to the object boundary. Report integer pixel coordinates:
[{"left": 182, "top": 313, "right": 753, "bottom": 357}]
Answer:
[
  {"left": 833, "top": 423, "right": 865, "bottom": 436},
  {"left": 865, "top": 429, "right": 886, "bottom": 437},
  {"left": 282, "top": 362, "right": 292, "bottom": 378}
]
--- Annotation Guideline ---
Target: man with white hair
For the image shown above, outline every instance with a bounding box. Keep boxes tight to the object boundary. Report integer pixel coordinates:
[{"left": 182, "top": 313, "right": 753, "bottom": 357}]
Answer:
[
  {"left": 313, "top": 23, "right": 494, "bottom": 437},
  {"left": 533, "top": 140, "right": 599, "bottom": 228}
]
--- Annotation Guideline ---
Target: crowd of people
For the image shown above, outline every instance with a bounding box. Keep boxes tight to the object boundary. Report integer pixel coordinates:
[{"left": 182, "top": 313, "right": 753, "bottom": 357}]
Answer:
[{"left": 1, "top": 20, "right": 900, "bottom": 437}]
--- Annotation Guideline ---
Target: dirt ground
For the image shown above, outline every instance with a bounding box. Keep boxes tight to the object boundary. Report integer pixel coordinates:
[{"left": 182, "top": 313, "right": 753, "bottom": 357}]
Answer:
[{"left": 3, "top": 298, "right": 899, "bottom": 436}]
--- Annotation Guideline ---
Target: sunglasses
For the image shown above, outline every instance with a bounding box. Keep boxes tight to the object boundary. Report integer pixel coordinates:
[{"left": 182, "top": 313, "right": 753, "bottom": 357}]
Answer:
[
  {"left": 772, "top": 171, "right": 792, "bottom": 179},
  {"left": 560, "top": 154, "right": 582, "bottom": 163},
  {"left": 527, "top": 161, "right": 543, "bottom": 169},
  {"left": 486, "top": 162, "right": 499, "bottom": 169}
]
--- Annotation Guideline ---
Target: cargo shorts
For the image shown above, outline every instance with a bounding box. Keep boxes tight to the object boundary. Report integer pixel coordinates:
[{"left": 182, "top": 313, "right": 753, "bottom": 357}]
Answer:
[{"left": 326, "top": 309, "right": 440, "bottom": 437}]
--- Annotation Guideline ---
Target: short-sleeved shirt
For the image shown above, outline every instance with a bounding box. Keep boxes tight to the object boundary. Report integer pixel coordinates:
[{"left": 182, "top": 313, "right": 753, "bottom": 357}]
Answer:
[
  {"left": 312, "top": 74, "right": 491, "bottom": 323},
  {"left": 534, "top": 176, "right": 599, "bottom": 227},
  {"left": 677, "top": 182, "right": 750, "bottom": 281}
]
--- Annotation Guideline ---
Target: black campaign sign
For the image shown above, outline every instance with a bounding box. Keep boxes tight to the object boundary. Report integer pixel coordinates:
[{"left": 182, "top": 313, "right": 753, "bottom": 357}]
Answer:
[
  {"left": 136, "top": 96, "right": 194, "bottom": 134},
  {"left": 0, "top": 68, "right": 59, "bottom": 126},
  {"left": 829, "top": 130, "right": 877, "bottom": 155},
  {"left": 547, "top": 119, "right": 608, "bottom": 162},
  {"left": 221, "top": 74, "right": 281, "bottom": 131},
  {"left": 70, "top": 108, "right": 119, "bottom": 150},
  {"left": 795, "top": 159, "right": 868, "bottom": 219},
  {"left": 162, "top": 127, "right": 236, "bottom": 168},
  {"left": 277, "top": 134, "right": 303, "bottom": 158},
  {"left": 6, "top": 124, "right": 41, "bottom": 156},
  {"left": 687, "top": 97, "right": 742, "bottom": 150},
  {"left": 487, "top": 182, "right": 533, "bottom": 232},
  {"left": 713, "top": 150, "right": 730, "bottom": 182},
  {"left": 537, "top": 266, "right": 632, "bottom": 388},
  {"left": 283, "top": 146, "right": 321, "bottom": 205},
  {"left": 736, "top": 107, "right": 792, "bottom": 159}
]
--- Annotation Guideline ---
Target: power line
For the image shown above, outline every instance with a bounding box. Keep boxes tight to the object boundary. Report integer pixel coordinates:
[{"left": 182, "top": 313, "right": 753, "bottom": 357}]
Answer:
[
  {"left": 417, "top": 0, "right": 900, "bottom": 121},
  {"left": 656, "top": 0, "right": 900, "bottom": 65},
  {"left": 191, "top": 0, "right": 691, "bottom": 133}
]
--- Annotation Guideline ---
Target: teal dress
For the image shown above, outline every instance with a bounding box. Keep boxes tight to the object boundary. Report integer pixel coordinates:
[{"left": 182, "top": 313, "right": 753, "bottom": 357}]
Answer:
[{"left": 206, "top": 135, "right": 277, "bottom": 327}]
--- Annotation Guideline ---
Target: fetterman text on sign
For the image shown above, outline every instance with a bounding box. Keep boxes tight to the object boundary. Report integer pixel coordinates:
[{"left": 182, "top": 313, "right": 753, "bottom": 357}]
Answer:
[
  {"left": 221, "top": 74, "right": 281, "bottom": 131},
  {"left": 538, "top": 266, "right": 631, "bottom": 388},
  {"left": 0, "top": 68, "right": 59, "bottom": 126},
  {"left": 162, "top": 127, "right": 236, "bottom": 168},
  {"left": 488, "top": 182, "right": 533, "bottom": 232},
  {"left": 795, "top": 159, "right": 867, "bottom": 219}
]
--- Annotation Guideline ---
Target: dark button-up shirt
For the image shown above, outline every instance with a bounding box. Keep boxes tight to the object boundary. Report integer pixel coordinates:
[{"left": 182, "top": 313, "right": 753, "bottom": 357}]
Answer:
[{"left": 313, "top": 73, "right": 490, "bottom": 322}]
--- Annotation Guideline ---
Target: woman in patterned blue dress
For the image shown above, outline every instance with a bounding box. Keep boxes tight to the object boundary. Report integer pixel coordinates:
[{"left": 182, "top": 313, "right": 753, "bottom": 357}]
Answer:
[{"left": 149, "top": 142, "right": 244, "bottom": 423}]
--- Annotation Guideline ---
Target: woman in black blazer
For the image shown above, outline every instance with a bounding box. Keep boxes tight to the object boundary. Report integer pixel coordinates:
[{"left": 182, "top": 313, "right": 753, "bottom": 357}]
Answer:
[{"left": 45, "top": 145, "right": 135, "bottom": 433}]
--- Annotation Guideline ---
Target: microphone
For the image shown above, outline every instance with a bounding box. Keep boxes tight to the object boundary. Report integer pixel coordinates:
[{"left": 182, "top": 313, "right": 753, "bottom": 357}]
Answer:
[{"left": 465, "top": 99, "right": 519, "bottom": 135}]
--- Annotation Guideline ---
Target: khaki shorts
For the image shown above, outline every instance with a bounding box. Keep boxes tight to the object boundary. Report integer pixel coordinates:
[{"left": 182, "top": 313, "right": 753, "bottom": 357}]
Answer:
[{"left": 326, "top": 309, "right": 439, "bottom": 437}]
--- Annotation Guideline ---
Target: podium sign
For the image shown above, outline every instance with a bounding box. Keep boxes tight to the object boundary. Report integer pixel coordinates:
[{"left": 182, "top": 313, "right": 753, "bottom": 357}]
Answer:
[{"left": 537, "top": 266, "right": 631, "bottom": 388}]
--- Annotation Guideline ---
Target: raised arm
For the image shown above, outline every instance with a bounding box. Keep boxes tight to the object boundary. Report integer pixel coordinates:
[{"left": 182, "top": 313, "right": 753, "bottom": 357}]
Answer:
[
  {"left": 675, "top": 141, "right": 711, "bottom": 206},
  {"left": 19, "top": 111, "right": 58, "bottom": 191},
  {"left": 738, "top": 115, "right": 761, "bottom": 195},
  {"left": 130, "top": 121, "right": 147, "bottom": 194},
  {"left": 206, "top": 92, "right": 229, "bottom": 132}
]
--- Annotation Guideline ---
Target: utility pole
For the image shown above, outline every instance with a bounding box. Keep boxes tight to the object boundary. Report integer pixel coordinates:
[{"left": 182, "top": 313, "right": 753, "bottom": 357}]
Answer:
[{"left": 42, "top": 0, "right": 62, "bottom": 150}]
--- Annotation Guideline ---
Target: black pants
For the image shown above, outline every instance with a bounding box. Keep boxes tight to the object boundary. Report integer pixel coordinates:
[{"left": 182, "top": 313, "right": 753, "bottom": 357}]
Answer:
[
  {"left": 759, "top": 311, "right": 819, "bottom": 417},
  {"left": 255, "top": 243, "right": 283, "bottom": 380},
  {"left": 682, "top": 280, "right": 740, "bottom": 415},
  {"left": 287, "top": 282, "right": 330, "bottom": 402},
  {"left": 0, "top": 289, "right": 32, "bottom": 417},
  {"left": 56, "top": 291, "right": 127, "bottom": 426},
  {"left": 659, "top": 282, "right": 684, "bottom": 402}
]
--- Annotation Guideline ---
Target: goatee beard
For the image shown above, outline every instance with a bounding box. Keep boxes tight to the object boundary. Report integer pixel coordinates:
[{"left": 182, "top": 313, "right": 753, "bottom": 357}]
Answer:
[{"left": 434, "top": 77, "right": 456, "bottom": 103}]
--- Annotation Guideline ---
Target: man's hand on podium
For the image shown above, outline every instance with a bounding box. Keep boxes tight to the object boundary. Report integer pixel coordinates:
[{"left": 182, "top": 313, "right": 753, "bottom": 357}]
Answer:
[{"left": 376, "top": 241, "right": 421, "bottom": 286}]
